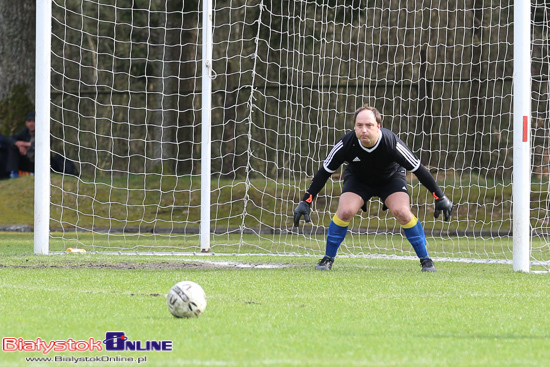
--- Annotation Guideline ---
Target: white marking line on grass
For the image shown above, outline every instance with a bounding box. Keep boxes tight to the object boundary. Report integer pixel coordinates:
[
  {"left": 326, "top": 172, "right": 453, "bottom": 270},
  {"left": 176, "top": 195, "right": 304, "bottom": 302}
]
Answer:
[
  {"left": 348, "top": 254, "right": 550, "bottom": 267},
  {"left": 52, "top": 251, "right": 550, "bottom": 269},
  {"left": 180, "top": 259, "right": 291, "bottom": 269}
]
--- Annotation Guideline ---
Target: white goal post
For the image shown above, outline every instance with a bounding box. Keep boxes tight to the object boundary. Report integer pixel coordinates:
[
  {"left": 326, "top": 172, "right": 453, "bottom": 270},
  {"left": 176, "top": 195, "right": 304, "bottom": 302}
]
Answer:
[
  {"left": 34, "top": 0, "right": 550, "bottom": 272},
  {"left": 512, "top": 0, "right": 531, "bottom": 272},
  {"left": 34, "top": 0, "right": 52, "bottom": 255}
]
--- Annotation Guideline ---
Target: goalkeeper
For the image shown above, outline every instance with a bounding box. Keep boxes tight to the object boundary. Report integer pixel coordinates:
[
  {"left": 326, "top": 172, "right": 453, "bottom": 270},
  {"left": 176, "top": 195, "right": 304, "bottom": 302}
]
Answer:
[{"left": 293, "top": 105, "right": 453, "bottom": 272}]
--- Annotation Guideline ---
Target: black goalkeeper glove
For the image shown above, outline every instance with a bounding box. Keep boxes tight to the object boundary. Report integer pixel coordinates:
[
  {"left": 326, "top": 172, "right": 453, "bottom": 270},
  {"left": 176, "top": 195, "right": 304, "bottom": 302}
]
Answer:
[
  {"left": 434, "top": 195, "right": 453, "bottom": 221},
  {"left": 293, "top": 201, "right": 311, "bottom": 227}
]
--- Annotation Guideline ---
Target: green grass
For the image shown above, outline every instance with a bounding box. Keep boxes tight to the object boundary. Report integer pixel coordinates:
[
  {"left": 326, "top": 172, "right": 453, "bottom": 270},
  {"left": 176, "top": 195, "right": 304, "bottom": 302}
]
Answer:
[
  {"left": 1, "top": 234, "right": 550, "bottom": 366},
  {"left": 26, "top": 230, "right": 550, "bottom": 263},
  {"left": 0, "top": 172, "right": 527, "bottom": 232}
]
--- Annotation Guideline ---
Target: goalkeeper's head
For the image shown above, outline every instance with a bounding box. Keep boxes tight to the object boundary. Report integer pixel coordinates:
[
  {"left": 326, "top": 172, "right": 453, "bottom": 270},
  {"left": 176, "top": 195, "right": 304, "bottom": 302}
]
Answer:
[
  {"left": 353, "top": 105, "right": 382, "bottom": 126},
  {"left": 354, "top": 105, "right": 382, "bottom": 148}
]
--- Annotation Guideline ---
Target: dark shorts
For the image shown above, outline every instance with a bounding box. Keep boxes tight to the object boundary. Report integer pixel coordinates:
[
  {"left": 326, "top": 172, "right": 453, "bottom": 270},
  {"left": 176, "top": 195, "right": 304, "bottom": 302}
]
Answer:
[{"left": 342, "top": 169, "right": 409, "bottom": 211}]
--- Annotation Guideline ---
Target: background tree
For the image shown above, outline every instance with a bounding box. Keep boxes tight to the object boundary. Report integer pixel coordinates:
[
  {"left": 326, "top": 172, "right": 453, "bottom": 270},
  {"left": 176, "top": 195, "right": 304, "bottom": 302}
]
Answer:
[{"left": 0, "top": 0, "right": 36, "bottom": 135}]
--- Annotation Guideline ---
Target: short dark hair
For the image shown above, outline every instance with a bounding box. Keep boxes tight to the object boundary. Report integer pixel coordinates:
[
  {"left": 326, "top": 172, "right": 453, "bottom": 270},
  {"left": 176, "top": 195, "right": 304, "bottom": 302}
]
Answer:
[{"left": 353, "top": 105, "right": 381, "bottom": 125}]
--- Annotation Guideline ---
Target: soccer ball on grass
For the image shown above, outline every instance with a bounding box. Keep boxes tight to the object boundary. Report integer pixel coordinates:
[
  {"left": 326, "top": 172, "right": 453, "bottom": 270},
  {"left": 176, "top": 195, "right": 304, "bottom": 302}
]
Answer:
[{"left": 166, "top": 281, "right": 207, "bottom": 318}]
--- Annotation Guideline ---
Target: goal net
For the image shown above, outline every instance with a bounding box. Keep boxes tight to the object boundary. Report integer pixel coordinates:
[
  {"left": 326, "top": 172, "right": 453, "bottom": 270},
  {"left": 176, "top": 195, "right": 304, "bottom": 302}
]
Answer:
[{"left": 45, "top": 0, "right": 549, "bottom": 267}]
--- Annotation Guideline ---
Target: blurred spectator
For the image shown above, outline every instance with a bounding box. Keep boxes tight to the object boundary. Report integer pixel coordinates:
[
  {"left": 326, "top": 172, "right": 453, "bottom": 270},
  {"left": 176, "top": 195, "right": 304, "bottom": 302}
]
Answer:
[
  {"left": 0, "top": 132, "right": 14, "bottom": 179},
  {"left": 7, "top": 112, "right": 35, "bottom": 177},
  {"left": 3, "top": 112, "right": 79, "bottom": 179}
]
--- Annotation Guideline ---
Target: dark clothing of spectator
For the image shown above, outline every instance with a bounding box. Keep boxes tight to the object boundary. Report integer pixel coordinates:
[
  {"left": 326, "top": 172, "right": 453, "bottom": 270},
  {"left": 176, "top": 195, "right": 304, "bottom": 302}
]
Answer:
[
  {"left": 8, "top": 126, "right": 35, "bottom": 174},
  {"left": 0, "top": 134, "right": 14, "bottom": 179}
]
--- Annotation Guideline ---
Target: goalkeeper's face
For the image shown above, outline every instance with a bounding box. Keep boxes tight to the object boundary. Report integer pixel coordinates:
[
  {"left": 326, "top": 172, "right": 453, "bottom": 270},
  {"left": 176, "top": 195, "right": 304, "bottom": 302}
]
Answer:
[{"left": 354, "top": 110, "right": 381, "bottom": 148}]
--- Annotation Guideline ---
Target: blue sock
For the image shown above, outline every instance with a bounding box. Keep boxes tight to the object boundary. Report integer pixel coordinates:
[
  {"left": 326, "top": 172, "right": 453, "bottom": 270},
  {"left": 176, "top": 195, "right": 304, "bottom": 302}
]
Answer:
[
  {"left": 325, "top": 215, "right": 349, "bottom": 258},
  {"left": 402, "top": 216, "right": 430, "bottom": 260}
]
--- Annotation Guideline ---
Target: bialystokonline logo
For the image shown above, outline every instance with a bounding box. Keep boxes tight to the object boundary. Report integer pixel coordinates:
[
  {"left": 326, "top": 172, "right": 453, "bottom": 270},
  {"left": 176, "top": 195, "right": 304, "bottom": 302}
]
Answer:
[{"left": 2, "top": 332, "right": 172, "bottom": 354}]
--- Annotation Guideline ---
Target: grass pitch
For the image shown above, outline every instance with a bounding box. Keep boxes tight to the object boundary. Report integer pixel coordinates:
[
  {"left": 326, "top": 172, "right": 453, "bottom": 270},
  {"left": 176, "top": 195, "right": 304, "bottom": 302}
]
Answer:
[{"left": 1, "top": 234, "right": 550, "bottom": 366}]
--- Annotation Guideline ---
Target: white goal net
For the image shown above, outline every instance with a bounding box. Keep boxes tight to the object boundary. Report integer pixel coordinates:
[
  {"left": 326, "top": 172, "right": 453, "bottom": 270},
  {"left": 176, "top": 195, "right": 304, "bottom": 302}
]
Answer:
[{"left": 44, "top": 0, "right": 550, "bottom": 268}]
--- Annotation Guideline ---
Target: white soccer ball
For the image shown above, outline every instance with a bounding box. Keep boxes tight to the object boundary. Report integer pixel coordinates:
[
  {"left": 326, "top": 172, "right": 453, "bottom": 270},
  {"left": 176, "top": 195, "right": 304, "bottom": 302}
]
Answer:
[{"left": 166, "top": 281, "right": 207, "bottom": 318}]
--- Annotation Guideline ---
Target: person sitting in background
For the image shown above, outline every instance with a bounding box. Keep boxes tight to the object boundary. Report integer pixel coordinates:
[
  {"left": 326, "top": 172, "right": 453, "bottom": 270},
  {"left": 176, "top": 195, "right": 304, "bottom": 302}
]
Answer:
[
  {"left": 0, "top": 132, "right": 13, "bottom": 179},
  {"left": 7, "top": 112, "right": 35, "bottom": 176},
  {"left": 4, "top": 112, "right": 79, "bottom": 178}
]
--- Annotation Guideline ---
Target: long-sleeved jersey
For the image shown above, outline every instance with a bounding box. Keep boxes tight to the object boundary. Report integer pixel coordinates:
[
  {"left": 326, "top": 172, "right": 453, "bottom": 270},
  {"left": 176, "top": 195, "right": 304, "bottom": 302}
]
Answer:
[{"left": 304, "top": 128, "right": 444, "bottom": 200}]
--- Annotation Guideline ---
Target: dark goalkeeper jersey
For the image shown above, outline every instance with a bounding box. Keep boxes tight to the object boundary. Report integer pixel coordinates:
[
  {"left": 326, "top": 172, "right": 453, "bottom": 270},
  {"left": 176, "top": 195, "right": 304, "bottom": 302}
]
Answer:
[
  {"left": 324, "top": 128, "right": 420, "bottom": 187},
  {"left": 304, "top": 127, "right": 444, "bottom": 201}
]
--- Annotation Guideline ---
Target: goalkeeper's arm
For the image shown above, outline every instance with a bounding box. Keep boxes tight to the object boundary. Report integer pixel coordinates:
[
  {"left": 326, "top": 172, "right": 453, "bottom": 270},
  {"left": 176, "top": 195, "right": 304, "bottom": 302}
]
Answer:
[
  {"left": 413, "top": 164, "right": 454, "bottom": 221},
  {"left": 293, "top": 167, "right": 332, "bottom": 227}
]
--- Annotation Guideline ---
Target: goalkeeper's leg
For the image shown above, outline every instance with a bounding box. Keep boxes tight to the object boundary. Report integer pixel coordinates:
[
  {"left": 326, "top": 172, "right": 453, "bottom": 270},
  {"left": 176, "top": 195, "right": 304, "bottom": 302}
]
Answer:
[
  {"left": 386, "top": 192, "right": 436, "bottom": 272},
  {"left": 402, "top": 216, "right": 429, "bottom": 259},
  {"left": 316, "top": 193, "right": 362, "bottom": 270},
  {"left": 315, "top": 215, "right": 349, "bottom": 270},
  {"left": 402, "top": 216, "right": 437, "bottom": 272},
  {"left": 325, "top": 214, "right": 350, "bottom": 257}
]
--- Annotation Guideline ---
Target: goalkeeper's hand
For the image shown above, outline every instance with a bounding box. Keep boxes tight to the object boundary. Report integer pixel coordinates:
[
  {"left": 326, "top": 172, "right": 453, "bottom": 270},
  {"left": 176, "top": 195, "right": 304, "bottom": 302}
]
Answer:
[
  {"left": 434, "top": 195, "right": 453, "bottom": 221},
  {"left": 293, "top": 201, "right": 311, "bottom": 227}
]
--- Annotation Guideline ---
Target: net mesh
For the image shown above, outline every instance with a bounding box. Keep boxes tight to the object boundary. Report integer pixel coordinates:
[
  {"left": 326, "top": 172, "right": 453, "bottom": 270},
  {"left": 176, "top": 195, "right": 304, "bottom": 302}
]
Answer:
[{"left": 47, "top": 0, "right": 550, "bottom": 266}]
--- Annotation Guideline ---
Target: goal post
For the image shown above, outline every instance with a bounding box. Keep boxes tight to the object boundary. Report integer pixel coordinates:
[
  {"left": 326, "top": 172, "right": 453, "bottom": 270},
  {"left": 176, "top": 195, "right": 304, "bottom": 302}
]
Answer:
[
  {"left": 34, "top": 0, "right": 548, "bottom": 271},
  {"left": 512, "top": 0, "right": 532, "bottom": 272},
  {"left": 34, "top": 0, "right": 51, "bottom": 255},
  {"left": 200, "top": 0, "right": 213, "bottom": 252}
]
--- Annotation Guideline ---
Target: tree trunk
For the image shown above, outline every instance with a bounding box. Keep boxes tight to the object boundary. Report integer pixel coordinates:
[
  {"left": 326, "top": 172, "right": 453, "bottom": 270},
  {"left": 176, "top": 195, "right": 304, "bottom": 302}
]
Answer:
[{"left": 0, "top": 0, "right": 35, "bottom": 101}]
